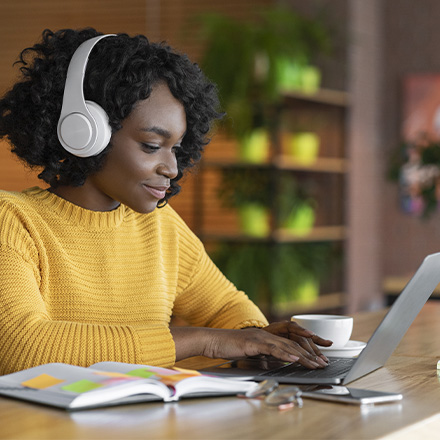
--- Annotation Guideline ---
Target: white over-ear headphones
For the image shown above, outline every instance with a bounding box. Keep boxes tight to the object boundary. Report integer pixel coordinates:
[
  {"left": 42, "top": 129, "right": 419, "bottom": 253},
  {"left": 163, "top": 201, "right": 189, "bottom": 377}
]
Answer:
[{"left": 57, "top": 34, "right": 116, "bottom": 157}]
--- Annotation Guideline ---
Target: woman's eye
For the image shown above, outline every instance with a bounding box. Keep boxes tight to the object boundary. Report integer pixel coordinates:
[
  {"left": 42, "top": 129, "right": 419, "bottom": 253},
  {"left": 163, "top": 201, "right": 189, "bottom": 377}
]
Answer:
[{"left": 141, "top": 143, "right": 160, "bottom": 153}]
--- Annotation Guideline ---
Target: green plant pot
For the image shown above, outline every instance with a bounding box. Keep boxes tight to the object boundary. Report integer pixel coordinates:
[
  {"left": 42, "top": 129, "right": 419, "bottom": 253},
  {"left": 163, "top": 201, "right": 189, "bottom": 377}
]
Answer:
[
  {"left": 292, "top": 278, "right": 320, "bottom": 304},
  {"left": 275, "top": 58, "right": 304, "bottom": 91},
  {"left": 238, "top": 203, "right": 270, "bottom": 237},
  {"left": 239, "top": 129, "right": 270, "bottom": 163},
  {"left": 284, "top": 202, "right": 315, "bottom": 236},
  {"left": 275, "top": 59, "right": 322, "bottom": 94},
  {"left": 274, "top": 277, "right": 319, "bottom": 306},
  {"left": 288, "top": 132, "right": 320, "bottom": 165},
  {"left": 300, "top": 65, "right": 321, "bottom": 94}
]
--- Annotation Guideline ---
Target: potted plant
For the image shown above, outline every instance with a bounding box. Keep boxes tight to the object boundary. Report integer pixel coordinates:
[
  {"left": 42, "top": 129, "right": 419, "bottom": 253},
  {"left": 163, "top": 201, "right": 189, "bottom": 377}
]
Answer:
[
  {"left": 212, "top": 241, "right": 333, "bottom": 309},
  {"left": 287, "top": 131, "right": 321, "bottom": 165},
  {"left": 217, "top": 167, "right": 272, "bottom": 237},
  {"left": 277, "top": 173, "right": 317, "bottom": 236},
  {"left": 197, "top": 6, "right": 332, "bottom": 158}
]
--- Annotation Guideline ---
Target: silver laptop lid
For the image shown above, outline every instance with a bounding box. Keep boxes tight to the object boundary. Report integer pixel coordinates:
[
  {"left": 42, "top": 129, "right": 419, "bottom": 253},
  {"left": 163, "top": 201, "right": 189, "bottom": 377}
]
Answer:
[{"left": 343, "top": 252, "right": 440, "bottom": 384}]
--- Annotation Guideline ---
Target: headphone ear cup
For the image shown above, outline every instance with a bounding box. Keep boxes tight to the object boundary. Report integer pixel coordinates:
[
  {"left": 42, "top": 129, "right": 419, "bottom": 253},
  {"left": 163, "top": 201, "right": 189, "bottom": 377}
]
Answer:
[
  {"left": 58, "top": 34, "right": 116, "bottom": 157},
  {"left": 84, "top": 100, "right": 112, "bottom": 156}
]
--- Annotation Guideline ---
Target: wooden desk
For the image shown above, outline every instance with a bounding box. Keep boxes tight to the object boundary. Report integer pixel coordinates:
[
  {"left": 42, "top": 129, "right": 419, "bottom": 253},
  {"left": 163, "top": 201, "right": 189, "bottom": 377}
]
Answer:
[{"left": 1, "top": 303, "right": 440, "bottom": 440}]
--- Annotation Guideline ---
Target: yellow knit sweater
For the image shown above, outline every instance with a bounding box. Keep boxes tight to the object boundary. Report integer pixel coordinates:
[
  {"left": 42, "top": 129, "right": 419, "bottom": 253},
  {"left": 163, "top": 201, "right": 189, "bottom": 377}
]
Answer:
[{"left": 0, "top": 187, "right": 267, "bottom": 375}]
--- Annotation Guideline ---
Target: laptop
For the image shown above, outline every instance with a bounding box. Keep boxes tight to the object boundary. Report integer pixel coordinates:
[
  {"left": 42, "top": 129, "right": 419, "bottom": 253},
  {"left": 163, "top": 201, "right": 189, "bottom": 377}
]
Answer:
[{"left": 200, "top": 252, "right": 440, "bottom": 385}]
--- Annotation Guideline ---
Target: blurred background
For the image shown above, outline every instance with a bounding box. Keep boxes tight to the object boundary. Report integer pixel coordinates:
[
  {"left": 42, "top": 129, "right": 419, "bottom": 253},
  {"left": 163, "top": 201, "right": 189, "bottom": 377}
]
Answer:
[{"left": 2, "top": 0, "right": 440, "bottom": 319}]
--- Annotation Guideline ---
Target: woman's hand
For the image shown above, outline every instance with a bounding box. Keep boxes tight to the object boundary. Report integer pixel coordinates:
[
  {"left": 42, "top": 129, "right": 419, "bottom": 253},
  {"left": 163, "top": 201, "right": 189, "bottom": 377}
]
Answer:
[
  {"left": 170, "top": 324, "right": 332, "bottom": 369},
  {"left": 262, "top": 320, "right": 333, "bottom": 365}
]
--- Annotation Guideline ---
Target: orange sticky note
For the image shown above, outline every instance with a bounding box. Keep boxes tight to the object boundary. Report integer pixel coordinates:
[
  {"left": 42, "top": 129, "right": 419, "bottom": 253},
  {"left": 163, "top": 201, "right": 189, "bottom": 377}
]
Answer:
[
  {"left": 172, "top": 367, "right": 201, "bottom": 376},
  {"left": 21, "top": 374, "right": 65, "bottom": 389}
]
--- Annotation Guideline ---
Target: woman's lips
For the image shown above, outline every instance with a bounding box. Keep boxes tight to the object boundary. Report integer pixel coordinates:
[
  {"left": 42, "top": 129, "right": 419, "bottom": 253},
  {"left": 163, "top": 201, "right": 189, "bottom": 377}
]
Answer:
[{"left": 143, "top": 185, "right": 169, "bottom": 199}]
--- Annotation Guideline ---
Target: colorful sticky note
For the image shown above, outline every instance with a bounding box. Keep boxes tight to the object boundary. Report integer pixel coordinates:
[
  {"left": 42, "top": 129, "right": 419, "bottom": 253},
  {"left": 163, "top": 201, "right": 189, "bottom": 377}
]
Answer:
[
  {"left": 93, "top": 371, "right": 135, "bottom": 379},
  {"left": 126, "top": 368, "right": 155, "bottom": 379},
  {"left": 99, "top": 377, "right": 137, "bottom": 386},
  {"left": 142, "top": 366, "right": 181, "bottom": 376},
  {"left": 62, "top": 380, "right": 103, "bottom": 394},
  {"left": 21, "top": 374, "right": 65, "bottom": 390}
]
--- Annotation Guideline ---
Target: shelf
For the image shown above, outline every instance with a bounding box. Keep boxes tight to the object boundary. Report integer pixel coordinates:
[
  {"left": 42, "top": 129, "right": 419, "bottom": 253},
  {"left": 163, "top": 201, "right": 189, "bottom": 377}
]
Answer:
[
  {"left": 199, "top": 233, "right": 269, "bottom": 243},
  {"left": 273, "top": 226, "right": 347, "bottom": 243},
  {"left": 272, "top": 292, "right": 346, "bottom": 317},
  {"left": 202, "top": 156, "right": 348, "bottom": 174},
  {"left": 200, "top": 226, "right": 347, "bottom": 243},
  {"left": 201, "top": 158, "right": 271, "bottom": 168},
  {"left": 273, "top": 155, "right": 348, "bottom": 174},
  {"left": 281, "top": 88, "right": 350, "bottom": 107}
]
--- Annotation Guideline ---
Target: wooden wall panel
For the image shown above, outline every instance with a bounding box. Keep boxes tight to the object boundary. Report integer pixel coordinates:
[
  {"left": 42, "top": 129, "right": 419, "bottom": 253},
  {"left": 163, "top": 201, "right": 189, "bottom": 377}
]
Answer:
[
  {"left": 155, "top": 0, "right": 273, "bottom": 60},
  {"left": 168, "top": 133, "right": 240, "bottom": 230}
]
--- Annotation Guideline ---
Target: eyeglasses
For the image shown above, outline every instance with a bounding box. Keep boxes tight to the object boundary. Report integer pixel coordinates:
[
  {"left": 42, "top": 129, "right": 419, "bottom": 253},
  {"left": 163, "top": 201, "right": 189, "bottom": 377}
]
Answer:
[{"left": 238, "top": 379, "right": 303, "bottom": 411}]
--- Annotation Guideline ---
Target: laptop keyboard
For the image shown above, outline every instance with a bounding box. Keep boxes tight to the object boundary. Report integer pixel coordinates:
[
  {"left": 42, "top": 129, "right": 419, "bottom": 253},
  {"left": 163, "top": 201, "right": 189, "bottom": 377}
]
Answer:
[{"left": 261, "top": 357, "right": 356, "bottom": 379}]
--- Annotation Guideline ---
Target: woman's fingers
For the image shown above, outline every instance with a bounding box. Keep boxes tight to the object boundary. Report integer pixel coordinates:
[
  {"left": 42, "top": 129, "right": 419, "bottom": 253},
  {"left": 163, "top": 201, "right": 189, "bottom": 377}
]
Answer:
[
  {"left": 241, "top": 328, "right": 327, "bottom": 369},
  {"left": 263, "top": 320, "right": 332, "bottom": 363},
  {"left": 173, "top": 326, "right": 331, "bottom": 368},
  {"left": 267, "top": 338, "right": 326, "bottom": 369},
  {"left": 311, "top": 333, "right": 333, "bottom": 347},
  {"left": 287, "top": 321, "right": 333, "bottom": 345},
  {"left": 264, "top": 321, "right": 333, "bottom": 344},
  {"left": 296, "top": 336, "right": 330, "bottom": 363},
  {"left": 291, "top": 342, "right": 328, "bottom": 367},
  {"left": 198, "top": 327, "right": 330, "bottom": 369},
  {"left": 287, "top": 329, "right": 332, "bottom": 364}
]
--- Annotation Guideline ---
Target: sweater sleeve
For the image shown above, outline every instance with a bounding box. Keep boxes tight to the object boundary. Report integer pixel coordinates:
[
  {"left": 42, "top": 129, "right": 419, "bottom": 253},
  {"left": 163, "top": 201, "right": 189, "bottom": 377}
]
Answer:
[
  {"left": 0, "top": 244, "right": 175, "bottom": 375},
  {"left": 173, "top": 242, "right": 269, "bottom": 329}
]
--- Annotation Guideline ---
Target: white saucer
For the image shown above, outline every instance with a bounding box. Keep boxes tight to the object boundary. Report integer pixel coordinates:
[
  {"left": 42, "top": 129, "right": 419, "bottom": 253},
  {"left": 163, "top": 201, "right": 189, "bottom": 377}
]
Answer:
[{"left": 319, "top": 340, "right": 366, "bottom": 358}]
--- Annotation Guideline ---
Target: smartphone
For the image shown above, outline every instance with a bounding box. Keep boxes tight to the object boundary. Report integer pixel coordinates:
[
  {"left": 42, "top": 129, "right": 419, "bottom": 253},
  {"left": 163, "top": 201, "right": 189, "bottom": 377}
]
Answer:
[{"left": 300, "top": 385, "right": 403, "bottom": 405}]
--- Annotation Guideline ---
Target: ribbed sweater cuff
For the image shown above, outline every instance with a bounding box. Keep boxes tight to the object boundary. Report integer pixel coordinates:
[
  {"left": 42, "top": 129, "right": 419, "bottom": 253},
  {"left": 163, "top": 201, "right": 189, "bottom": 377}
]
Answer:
[
  {"left": 135, "top": 326, "right": 176, "bottom": 367},
  {"left": 234, "top": 319, "right": 268, "bottom": 329}
]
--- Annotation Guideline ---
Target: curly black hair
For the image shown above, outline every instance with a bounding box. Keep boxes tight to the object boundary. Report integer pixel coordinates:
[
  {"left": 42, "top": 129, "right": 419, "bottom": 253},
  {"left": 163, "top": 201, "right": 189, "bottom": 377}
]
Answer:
[{"left": 0, "top": 28, "right": 222, "bottom": 205}]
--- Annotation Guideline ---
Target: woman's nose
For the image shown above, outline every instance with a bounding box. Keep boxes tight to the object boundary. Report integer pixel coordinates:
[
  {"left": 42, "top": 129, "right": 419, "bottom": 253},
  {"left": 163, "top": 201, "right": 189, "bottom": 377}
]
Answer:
[{"left": 157, "top": 151, "right": 178, "bottom": 179}]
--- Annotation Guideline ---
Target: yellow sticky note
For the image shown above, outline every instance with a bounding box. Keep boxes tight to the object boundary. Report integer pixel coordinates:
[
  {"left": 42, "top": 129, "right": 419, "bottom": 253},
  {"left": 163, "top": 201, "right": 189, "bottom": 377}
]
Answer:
[{"left": 21, "top": 374, "right": 65, "bottom": 390}]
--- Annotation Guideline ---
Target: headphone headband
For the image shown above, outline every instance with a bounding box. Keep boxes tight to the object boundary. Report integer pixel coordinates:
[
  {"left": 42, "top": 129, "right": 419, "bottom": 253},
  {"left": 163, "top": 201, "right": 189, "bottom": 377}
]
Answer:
[{"left": 57, "top": 34, "right": 116, "bottom": 157}]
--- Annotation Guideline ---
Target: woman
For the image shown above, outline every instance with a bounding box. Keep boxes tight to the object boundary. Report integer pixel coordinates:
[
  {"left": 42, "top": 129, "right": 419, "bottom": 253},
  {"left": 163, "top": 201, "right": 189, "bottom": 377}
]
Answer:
[{"left": 0, "top": 28, "right": 331, "bottom": 375}]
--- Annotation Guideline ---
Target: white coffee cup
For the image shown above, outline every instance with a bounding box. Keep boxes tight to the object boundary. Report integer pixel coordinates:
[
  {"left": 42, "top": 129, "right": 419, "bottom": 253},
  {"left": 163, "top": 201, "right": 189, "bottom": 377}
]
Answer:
[{"left": 291, "top": 314, "right": 353, "bottom": 348}]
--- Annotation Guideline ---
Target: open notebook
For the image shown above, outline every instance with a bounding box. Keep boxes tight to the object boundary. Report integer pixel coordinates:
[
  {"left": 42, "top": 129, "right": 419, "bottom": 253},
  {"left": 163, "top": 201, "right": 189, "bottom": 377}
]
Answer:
[{"left": 0, "top": 362, "right": 258, "bottom": 410}]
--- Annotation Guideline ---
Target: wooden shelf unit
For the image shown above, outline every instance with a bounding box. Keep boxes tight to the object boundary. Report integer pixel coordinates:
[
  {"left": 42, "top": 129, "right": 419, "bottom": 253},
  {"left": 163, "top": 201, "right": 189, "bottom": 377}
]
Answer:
[{"left": 194, "top": 88, "right": 349, "bottom": 316}]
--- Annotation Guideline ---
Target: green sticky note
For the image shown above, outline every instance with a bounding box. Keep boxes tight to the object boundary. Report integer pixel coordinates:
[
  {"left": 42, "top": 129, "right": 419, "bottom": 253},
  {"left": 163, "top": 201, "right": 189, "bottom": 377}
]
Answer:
[
  {"left": 62, "top": 379, "right": 103, "bottom": 394},
  {"left": 126, "top": 368, "right": 155, "bottom": 379}
]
